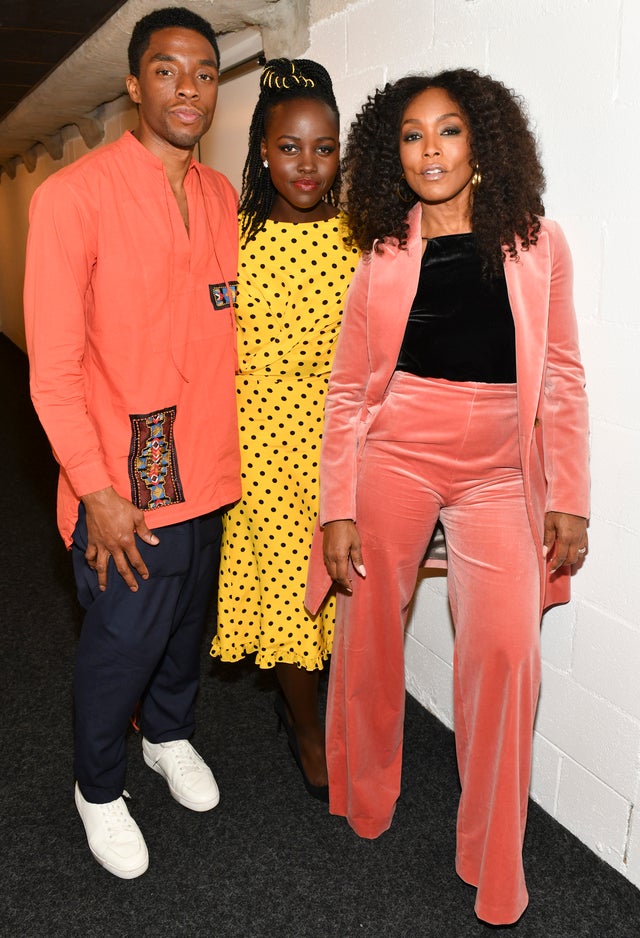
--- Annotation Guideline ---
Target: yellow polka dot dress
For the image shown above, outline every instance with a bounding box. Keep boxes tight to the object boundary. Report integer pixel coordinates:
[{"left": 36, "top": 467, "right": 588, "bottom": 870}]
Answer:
[{"left": 211, "top": 214, "right": 358, "bottom": 670}]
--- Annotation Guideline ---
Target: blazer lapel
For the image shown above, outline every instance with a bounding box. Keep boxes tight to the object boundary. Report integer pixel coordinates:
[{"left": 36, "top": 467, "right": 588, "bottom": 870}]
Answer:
[
  {"left": 504, "top": 228, "right": 552, "bottom": 436},
  {"left": 365, "top": 204, "right": 423, "bottom": 403}
]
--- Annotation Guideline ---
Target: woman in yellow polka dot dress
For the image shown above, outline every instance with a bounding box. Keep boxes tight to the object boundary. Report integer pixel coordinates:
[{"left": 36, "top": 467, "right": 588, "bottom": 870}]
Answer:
[{"left": 211, "top": 58, "right": 358, "bottom": 799}]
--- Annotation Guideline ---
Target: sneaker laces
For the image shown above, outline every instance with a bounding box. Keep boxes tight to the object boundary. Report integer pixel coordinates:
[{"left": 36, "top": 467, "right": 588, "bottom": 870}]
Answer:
[
  {"left": 165, "top": 740, "right": 203, "bottom": 776},
  {"left": 100, "top": 791, "right": 138, "bottom": 839}
]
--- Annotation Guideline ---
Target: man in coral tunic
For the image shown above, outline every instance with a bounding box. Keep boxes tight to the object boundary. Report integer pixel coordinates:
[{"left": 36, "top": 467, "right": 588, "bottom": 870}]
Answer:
[{"left": 23, "top": 7, "right": 240, "bottom": 878}]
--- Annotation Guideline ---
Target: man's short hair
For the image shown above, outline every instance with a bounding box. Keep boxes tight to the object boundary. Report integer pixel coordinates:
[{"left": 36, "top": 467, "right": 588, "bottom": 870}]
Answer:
[{"left": 128, "top": 6, "right": 220, "bottom": 77}]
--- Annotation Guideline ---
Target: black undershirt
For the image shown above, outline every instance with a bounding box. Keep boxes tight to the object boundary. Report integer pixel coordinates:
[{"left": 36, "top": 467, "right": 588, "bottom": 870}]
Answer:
[{"left": 395, "top": 233, "right": 517, "bottom": 383}]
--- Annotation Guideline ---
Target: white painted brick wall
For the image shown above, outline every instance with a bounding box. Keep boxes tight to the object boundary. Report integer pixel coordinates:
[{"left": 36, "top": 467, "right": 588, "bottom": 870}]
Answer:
[
  {"left": 308, "top": 0, "right": 640, "bottom": 889},
  {"left": 627, "top": 787, "right": 640, "bottom": 888},
  {"left": 539, "top": 601, "right": 576, "bottom": 673},
  {"left": 573, "top": 606, "right": 640, "bottom": 719},
  {"left": 556, "top": 757, "right": 631, "bottom": 868},
  {"left": 590, "top": 423, "right": 640, "bottom": 532},
  {"left": 530, "top": 734, "right": 562, "bottom": 814},
  {"left": 536, "top": 663, "right": 639, "bottom": 799}
]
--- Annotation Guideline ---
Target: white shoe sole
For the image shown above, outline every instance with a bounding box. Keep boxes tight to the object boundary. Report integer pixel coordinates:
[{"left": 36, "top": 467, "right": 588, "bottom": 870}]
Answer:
[
  {"left": 92, "top": 851, "right": 149, "bottom": 879},
  {"left": 143, "top": 752, "right": 220, "bottom": 812}
]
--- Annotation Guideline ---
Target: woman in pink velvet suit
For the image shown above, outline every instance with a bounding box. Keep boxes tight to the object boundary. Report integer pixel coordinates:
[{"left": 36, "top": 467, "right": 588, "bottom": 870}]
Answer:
[{"left": 305, "top": 69, "right": 589, "bottom": 926}]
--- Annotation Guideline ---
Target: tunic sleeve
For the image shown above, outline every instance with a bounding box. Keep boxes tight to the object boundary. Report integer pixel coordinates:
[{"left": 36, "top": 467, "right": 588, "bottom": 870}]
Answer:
[{"left": 24, "top": 178, "right": 112, "bottom": 499}]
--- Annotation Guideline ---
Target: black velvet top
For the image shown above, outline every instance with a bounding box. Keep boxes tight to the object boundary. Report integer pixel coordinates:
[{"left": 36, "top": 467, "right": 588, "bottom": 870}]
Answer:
[{"left": 395, "top": 233, "right": 517, "bottom": 382}]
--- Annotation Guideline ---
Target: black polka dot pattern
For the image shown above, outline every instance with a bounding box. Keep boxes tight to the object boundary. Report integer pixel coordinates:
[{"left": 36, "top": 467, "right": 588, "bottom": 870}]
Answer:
[{"left": 211, "top": 215, "right": 358, "bottom": 670}]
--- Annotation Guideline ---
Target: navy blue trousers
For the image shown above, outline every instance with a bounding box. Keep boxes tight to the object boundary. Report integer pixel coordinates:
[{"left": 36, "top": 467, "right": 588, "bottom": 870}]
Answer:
[{"left": 72, "top": 506, "right": 221, "bottom": 803}]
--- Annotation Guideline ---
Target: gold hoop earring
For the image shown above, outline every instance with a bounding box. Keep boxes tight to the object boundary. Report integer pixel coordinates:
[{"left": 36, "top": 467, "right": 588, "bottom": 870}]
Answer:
[
  {"left": 396, "top": 173, "right": 415, "bottom": 204},
  {"left": 471, "top": 165, "right": 482, "bottom": 189}
]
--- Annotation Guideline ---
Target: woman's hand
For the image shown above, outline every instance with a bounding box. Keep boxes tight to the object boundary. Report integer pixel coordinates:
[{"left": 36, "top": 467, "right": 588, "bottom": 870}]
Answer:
[
  {"left": 322, "top": 519, "right": 366, "bottom": 593},
  {"left": 543, "top": 511, "right": 588, "bottom": 572}
]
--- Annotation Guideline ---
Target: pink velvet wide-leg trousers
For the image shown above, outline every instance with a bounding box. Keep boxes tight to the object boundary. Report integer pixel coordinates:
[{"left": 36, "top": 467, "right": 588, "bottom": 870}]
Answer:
[{"left": 326, "top": 372, "right": 541, "bottom": 926}]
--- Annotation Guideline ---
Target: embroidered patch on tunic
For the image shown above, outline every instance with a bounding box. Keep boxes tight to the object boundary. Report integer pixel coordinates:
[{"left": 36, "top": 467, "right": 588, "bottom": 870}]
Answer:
[
  {"left": 209, "top": 280, "right": 238, "bottom": 310},
  {"left": 128, "top": 406, "right": 185, "bottom": 511}
]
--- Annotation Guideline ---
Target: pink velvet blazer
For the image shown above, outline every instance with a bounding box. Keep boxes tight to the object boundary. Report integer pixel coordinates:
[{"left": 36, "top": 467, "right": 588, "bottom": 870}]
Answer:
[{"left": 305, "top": 203, "right": 590, "bottom": 616}]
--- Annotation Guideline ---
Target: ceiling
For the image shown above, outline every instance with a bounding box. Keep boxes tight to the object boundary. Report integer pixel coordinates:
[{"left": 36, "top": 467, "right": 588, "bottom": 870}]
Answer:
[
  {"left": 0, "top": 0, "right": 129, "bottom": 122},
  {"left": 0, "top": 0, "right": 308, "bottom": 178}
]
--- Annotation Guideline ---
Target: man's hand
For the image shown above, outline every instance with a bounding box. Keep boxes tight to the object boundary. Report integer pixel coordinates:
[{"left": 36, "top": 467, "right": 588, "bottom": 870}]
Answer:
[
  {"left": 322, "top": 519, "right": 366, "bottom": 594},
  {"left": 543, "top": 511, "right": 588, "bottom": 572},
  {"left": 81, "top": 487, "right": 159, "bottom": 591}
]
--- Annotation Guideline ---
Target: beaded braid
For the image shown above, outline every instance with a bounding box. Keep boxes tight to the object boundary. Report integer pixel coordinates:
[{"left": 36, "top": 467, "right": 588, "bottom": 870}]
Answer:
[{"left": 239, "top": 58, "right": 341, "bottom": 244}]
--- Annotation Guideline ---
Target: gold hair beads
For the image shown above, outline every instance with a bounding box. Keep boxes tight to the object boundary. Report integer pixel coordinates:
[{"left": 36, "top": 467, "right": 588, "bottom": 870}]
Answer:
[{"left": 262, "top": 61, "right": 315, "bottom": 90}]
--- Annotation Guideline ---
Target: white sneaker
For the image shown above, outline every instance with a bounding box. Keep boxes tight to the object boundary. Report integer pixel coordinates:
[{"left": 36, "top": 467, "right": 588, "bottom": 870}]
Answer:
[
  {"left": 142, "top": 738, "right": 220, "bottom": 812},
  {"left": 74, "top": 783, "right": 148, "bottom": 879}
]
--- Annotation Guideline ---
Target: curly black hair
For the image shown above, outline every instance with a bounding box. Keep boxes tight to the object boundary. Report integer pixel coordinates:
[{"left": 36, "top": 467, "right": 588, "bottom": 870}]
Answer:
[
  {"left": 128, "top": 7, "right": 219, "bottom": 78},
  {"left": 342, "top": 68, "right": 545, "bottom": 275},
  {"left": 239, "top": 58, "right": 341, "bottom": 244}
]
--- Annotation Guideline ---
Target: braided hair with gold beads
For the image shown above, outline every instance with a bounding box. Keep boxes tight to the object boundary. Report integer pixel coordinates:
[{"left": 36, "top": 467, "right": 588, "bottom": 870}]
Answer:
[{"left": 239, "top": 58, "right": 341, "bottom": 244}]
